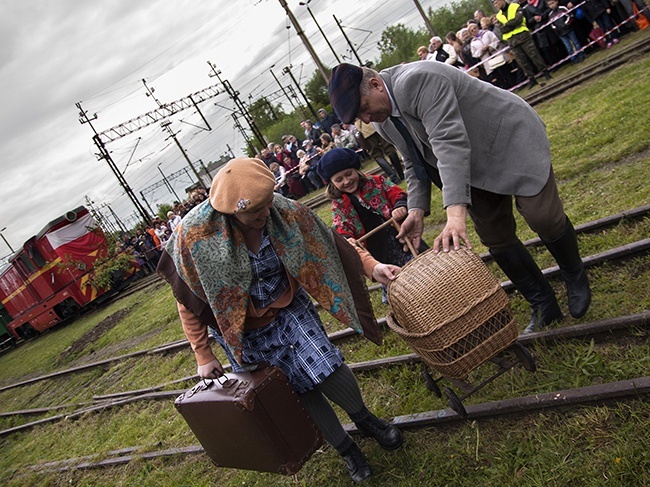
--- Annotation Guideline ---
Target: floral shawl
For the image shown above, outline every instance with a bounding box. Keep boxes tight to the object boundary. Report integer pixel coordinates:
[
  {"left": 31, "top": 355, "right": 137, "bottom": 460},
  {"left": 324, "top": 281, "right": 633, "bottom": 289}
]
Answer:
[
  {"left": 160, "top": 195, "right": 378, "bottom": 365},
  {"left": 331, "top": 174, "right": 407, "bottom": 240}
]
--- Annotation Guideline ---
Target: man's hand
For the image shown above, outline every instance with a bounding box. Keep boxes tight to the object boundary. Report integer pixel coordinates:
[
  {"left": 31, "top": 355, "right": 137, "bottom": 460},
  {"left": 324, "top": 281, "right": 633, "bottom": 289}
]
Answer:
[
  {"left": 396, "top": 209, "right": 425, "bottom": 251},
  {"left": 197, "top": 358, "right": 224, "bottom": 379},
  {"left": 433, "top": 205, "right": 472, "bottom": 252},
  {"left": 372, "top": 263, "right": 401, "bottom": 285}
]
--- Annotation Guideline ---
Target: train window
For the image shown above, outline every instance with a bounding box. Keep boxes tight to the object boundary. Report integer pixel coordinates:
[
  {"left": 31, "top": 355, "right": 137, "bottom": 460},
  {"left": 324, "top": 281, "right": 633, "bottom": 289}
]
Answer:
[
  {"left": 17, "top": 254, "right": 36, "bottom": 274},
  {"left": 27, "top": 245, "right": 47, "bottom": 268}
]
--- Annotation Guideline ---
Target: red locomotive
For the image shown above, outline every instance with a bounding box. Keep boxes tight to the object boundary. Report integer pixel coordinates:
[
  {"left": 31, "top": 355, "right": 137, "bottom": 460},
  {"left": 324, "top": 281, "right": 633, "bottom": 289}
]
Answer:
[{"left": 0, "top": 206, "right": 132, "bottom": 341}]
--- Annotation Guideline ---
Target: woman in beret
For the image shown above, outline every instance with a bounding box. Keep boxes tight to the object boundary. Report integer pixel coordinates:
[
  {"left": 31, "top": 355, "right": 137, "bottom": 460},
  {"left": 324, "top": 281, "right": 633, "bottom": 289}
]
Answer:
[{"left": 158, "top": 157, "right": 403, "bottom": 482}]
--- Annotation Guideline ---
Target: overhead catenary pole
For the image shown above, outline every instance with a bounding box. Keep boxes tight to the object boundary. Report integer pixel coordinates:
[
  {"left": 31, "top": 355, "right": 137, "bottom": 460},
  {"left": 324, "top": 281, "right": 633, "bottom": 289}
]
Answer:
[
  {"left": 413, "top": 0, "right": 436, "bottom": 37},
  {"left": 277, "top": 0, "right": 329, "bottom": 84},
  {"left": 142, "top": 80, "right": 207, "bottom": 191},
  {"left": 158, "top": 164, "right": 181, "bottom": 201},
  {"left": 300, "top": 0, "right": 341, "bottom": 63},
  {"left": 207, "top": 61, "right": 266, "bottom": 149},
  {"left": 270, "top": 65, "right": 298, "bottom": 112},
  {"left": 333, "top": 15, "right": 363, "bottom": 65},
  {"left": 76, "top": 102, "right": 152, "bottom": 225},
  {"left": 283, "top": 65, "right": 319, "bottom": 120}
]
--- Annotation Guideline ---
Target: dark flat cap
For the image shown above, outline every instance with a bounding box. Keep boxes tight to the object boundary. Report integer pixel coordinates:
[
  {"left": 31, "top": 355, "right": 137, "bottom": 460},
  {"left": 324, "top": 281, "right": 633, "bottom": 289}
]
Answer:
[
  {"left": 317, "top": 147, "right": 361, "bottom": 183},
  {"left": 328, "top": 63, "right": 363, "bottom": 124}
]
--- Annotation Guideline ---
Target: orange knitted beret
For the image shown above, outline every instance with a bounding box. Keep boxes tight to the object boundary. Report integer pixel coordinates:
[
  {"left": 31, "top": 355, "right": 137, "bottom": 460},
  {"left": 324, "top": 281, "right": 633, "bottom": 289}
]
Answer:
[{"left": 209, "top": 158, "right": 275, "bottom": 214}]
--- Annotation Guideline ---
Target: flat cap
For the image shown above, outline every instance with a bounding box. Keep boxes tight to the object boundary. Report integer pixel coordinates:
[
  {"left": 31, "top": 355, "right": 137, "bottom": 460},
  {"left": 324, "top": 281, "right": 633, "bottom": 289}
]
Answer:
[{"left": 328, "top": 63, "right": 363, "bottom": 124}]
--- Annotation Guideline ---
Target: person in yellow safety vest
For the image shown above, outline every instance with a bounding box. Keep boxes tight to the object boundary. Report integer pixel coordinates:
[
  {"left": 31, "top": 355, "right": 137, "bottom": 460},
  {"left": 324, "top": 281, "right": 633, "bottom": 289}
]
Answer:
[{"left": 493, "top": 0, "right": 551, "bottom": 89}]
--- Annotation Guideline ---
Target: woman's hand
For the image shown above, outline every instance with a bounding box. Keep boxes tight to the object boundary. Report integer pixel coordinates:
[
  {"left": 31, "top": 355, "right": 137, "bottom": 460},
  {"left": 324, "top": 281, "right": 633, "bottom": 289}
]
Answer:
[
  {"left": 391, "top": 207, "right": 408, "bottom": 222},
  {"left": 372, "top": 263, "right": 401, "bottom": 285},
  {"left": 197, "top": 358, "right": 224, "bottom": 379}
]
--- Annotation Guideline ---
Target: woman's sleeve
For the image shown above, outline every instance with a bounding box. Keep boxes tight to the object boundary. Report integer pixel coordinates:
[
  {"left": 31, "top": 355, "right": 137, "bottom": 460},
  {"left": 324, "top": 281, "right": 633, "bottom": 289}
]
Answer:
[{"left": 177, "top": 302, "right": 217, "bottom": 365}]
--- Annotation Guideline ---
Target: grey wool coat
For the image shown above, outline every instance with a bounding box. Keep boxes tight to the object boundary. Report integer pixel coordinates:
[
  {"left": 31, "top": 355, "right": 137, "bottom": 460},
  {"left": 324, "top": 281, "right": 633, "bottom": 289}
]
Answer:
[{"left": 374, "top": 61, "right": 551, "bottom": 211}]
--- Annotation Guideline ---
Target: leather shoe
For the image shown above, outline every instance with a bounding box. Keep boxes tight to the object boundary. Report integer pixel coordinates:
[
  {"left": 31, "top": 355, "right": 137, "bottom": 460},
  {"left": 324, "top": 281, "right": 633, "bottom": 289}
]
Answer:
[
  {"left": 351, "top": 407, "right": 403, "bottom": 450},
  {"left": 341, "top": 442, "right": 372, "bottom": 483}
]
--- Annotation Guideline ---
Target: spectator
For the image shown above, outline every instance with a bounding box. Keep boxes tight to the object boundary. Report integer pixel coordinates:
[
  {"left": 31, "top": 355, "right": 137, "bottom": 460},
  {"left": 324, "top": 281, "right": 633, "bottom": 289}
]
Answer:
[
  {"left": 301, "top": 119, "right": 323, "bottom": 147},
  {"left": 548, "top": 0, "right": 586, "bottom": 63},
  {"left": 302, "top": 140, "right": 325, "bottom": 189},
  {"left": 468, "top": 21, "right": 512, "bottom": 89},
  {"left": 522, "top": 0, "right": 565, "bottom": 66},
  {"left": 428, "top": 36, "right": 461, "bottom": 66},
  {"left": 269, "top": 162, "right": 288, "bottom": 197},
  {"left": 318, "top": 133, "right": 336, "bottom": 154},
  {"left": 581, "top": 0, "right": 621, "bottom": 48},
  {"left": 331, "top": 123, "right": 358, "bottom": 149},
  {"left": 167, "top": 211, "right": 182, "bottom": 232},
  {"left": 417, "top": 45, "right": 432, "bottom": 60},
  {"left": 494, "top": 0, "right": 551, "bottom": 88},
  {"left": 317, "top": 108, "right": 340, "bottom": 135}
]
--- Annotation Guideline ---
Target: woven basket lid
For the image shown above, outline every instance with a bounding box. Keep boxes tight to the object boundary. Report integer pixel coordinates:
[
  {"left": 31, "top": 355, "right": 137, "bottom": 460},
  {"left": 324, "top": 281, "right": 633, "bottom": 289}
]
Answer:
[{"left": 387, "top": 247, "right": 502, "bottom": 334}]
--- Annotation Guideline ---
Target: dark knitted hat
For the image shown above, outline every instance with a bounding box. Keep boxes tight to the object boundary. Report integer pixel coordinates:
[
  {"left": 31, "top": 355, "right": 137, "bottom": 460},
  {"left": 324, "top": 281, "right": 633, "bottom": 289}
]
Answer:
[
  {"left": 328, "top": 63, "right": 363, "bottom": 124},
  {"left": 316, "top": 148, "right": 361, "bottom": 183}
]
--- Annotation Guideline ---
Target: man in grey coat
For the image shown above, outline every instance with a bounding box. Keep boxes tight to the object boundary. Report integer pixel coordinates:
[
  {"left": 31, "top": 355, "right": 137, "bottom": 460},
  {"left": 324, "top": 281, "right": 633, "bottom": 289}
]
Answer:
[{"left": 328, "top": 62, "right": 591, "bottom": 333}]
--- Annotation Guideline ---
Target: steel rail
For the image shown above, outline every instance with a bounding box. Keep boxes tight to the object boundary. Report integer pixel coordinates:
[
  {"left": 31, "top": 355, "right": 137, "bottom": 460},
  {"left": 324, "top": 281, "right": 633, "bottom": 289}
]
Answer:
[
  {"left": 16, "top": 375, "right": 650, "bottom": 475},
  {"left": 1, "top": 311, "right": 647, "bottom": 436}
]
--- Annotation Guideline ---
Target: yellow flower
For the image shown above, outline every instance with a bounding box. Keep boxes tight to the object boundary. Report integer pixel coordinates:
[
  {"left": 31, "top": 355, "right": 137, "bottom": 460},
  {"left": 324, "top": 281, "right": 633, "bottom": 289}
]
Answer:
[{"left": 615, "top": 457, "right": 621, "bottom": 464}]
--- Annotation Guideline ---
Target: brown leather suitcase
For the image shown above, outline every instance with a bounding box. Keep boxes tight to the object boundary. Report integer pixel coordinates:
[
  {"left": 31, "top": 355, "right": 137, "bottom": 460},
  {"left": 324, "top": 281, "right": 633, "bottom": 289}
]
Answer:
[{"left": 174, "top": 366, "right": 323, "bottom": 475}]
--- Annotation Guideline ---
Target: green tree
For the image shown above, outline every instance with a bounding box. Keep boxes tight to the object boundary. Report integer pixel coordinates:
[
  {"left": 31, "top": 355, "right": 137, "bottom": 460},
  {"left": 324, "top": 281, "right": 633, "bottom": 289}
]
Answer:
[
  {"left": 156, "top": 203, "right": 172, "bottom": 220},
  {"left": 376, "top": 23, "right": 429, "bottom": 69},
  {"left": 248, "top": 96, "right": 284, "bottom": 132},
  {"left": 304, "top": 69, "right": 331, "bottom": 114},
  {"left": 429, "top": 0, "right": 495, "bottom": 39}
]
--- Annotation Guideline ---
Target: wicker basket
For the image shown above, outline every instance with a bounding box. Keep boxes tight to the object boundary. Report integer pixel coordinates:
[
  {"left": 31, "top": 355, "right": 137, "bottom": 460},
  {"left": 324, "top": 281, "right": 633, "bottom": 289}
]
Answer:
[{"left": 386, "top": 248, "right": 518, "bottom": 379}]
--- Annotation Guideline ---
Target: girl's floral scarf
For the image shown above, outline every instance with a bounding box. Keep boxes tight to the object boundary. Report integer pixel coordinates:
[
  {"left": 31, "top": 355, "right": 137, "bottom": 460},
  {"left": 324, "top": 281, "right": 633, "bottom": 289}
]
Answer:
[{"left": 162, "top": 195, "right": 375, "bottom": 365}]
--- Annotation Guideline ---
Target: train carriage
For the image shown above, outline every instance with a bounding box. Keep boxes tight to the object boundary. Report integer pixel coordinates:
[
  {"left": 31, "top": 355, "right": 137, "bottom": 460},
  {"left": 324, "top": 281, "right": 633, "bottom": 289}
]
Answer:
[{"left": 0, "top": 206, "right": 126, "bottom": 340}]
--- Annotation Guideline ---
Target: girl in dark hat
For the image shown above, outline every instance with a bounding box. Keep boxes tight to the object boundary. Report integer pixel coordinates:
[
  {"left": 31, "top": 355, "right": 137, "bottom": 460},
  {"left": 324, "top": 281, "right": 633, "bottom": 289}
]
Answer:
[{"left": 318, "top": 148, "right": 427, "bottom": 302}]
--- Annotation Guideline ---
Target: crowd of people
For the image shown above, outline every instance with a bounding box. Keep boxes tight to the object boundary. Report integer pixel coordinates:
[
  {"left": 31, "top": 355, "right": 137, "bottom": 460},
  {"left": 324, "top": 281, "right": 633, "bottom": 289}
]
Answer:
[
  {"left": 419, "top": 0, "right": 648, "bottom": 89},
  {"left": 114, "top": 188, "right": 210, "bottom": 277},
  {"left": 253, "top": 109, "right": 406, "bottom": 200}
]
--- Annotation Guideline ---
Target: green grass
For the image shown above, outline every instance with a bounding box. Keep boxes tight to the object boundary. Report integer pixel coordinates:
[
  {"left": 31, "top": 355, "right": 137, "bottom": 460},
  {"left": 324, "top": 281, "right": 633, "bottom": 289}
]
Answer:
[{"left": 1, "top": 37, "right": 650, "bottom": 486}]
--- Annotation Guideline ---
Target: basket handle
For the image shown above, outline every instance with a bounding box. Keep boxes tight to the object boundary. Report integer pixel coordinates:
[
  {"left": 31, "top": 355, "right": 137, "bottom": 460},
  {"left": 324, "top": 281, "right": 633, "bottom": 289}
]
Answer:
[
  {"left": 391, "top": 220, "right": 418, "bottom": 257},
  {"left": 356, "top": 217, "right": 395, "bottom": 244},
  {"left": 356, "top": 217, "right": 419, "bottom": 257}
]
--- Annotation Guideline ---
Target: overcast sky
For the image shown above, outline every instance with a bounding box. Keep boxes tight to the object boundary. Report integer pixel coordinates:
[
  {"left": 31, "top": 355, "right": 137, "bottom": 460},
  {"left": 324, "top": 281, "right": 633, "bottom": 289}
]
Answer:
[{"left": 0, "top": 0, "right": 448, "bottom": 258}]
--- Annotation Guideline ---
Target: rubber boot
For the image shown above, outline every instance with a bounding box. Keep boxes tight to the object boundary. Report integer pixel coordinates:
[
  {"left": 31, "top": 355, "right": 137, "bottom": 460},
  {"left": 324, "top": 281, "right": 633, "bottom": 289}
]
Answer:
[
  {"left": 490, "top": 241, "right": 563, "bottom": 334},
  {"left": 349, "top": 406, "right": 403, "bottom": 450},
  {"left": 542, "top": 217, "right": 591, "bottom": 318},
  {"left": 375, "top": 157, "right": 401, "bottom": 184},
  {"left": 339, "top": 440, "right": 372, "bottom": 483}
]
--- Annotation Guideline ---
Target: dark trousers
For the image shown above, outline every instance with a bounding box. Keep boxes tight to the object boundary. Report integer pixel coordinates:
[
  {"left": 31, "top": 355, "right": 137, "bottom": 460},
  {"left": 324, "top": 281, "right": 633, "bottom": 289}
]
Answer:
[
  {"left": 509, "top": 32, "right": 547, "bottom": 78},
  {"left": 468, "top": 167, "right": 567, "bottom": 251}
]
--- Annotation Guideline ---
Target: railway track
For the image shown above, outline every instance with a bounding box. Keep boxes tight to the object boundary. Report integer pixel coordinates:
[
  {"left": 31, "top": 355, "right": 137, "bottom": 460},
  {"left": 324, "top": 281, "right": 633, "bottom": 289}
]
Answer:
[
  {"left": 0, "top": 228, "right": 647, "bottom": 396},
  {"left": 2, "top": 310, "right": 648, "bottom": 438}
]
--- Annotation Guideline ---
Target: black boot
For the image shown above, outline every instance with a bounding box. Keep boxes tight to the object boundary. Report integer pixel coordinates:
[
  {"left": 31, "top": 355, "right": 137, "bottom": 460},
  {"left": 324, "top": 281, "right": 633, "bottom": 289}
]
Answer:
[
  {"left": 527, "top": 77, "right": 538, "bottom": 89},
  {"left": 340, "top": 441, "right": 372, "bottom": 483},
  {"left": 543, "top": 69, "right": 552, "bottom": 80},
  {"left": 542, "top": 217, "right": 591, "bottom": 318},
  {"left": 490, "top": 241, "right": 563, "bottom": 334},
  {"left": 350, "top": 406, "right": 403, "bottom": 450}
]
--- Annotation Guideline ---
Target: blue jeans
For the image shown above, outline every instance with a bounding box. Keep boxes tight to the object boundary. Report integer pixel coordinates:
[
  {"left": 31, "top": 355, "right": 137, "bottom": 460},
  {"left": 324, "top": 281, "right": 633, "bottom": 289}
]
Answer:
[{"left": 561, "top": 31, "right": 584, "bottom": 62}]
